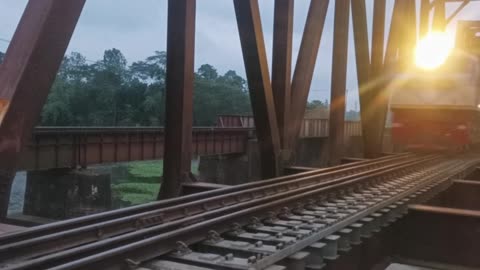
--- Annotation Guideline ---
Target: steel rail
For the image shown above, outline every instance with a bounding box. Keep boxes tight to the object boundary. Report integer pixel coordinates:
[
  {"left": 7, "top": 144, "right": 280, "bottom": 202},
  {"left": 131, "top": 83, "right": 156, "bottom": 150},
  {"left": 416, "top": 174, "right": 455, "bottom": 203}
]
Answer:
[
  {"left": 0, "top": 154, "right": 418, "bottom": 264},
  {"left": 0, "top": 153, "right": 418, "bottom": 265},
  {"left": 0, "top": 155, "right": 437, "bottom": 269},
  {"left": 56, "top": 157, "right": 474, "bottom": 270},
  {"left": 48, "top": 156, "right": 447, "bottom": 270},
  {"left": 0, "top": 153, "right": 411, "bottom": 246}
]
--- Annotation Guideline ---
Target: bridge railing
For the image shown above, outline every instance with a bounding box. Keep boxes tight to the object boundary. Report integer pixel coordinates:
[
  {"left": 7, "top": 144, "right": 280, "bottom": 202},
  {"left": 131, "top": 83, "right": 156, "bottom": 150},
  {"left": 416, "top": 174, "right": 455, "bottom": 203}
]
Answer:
[
  {"left": 217, "top": 115, "right": 362, "bottom": 138},
  {"left": 19, "top": 127, "right": 251, "bottom": 171},
  {"left": 216, "top": 115, "right": 255, "bottom": 128}
]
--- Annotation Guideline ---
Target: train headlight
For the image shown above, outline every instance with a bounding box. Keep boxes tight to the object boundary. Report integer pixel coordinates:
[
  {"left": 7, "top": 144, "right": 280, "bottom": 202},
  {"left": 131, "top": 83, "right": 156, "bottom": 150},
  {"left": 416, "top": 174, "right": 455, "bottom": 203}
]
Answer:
[{"left": 415, "top": 31, "right": 454, "bottom": 70}]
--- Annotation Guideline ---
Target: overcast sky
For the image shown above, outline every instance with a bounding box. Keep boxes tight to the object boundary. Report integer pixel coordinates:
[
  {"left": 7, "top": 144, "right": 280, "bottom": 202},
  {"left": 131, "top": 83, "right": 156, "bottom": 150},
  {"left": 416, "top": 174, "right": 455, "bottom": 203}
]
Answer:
[{"left": 1, "top": 1, "right": 479, "bottom": 110}]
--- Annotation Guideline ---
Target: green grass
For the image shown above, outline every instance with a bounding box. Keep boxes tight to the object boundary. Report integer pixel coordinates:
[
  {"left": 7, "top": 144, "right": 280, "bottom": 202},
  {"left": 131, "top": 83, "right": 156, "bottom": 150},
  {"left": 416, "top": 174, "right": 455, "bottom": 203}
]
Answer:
[
  {"left": 111, "top": 182, "right": 160, "bottom": 205},
  {"left": 128, "top": 160, "right": 163, "bottom": 178},
  {"left": 112, "top": 159, "right": 199, "bottom": 207}
]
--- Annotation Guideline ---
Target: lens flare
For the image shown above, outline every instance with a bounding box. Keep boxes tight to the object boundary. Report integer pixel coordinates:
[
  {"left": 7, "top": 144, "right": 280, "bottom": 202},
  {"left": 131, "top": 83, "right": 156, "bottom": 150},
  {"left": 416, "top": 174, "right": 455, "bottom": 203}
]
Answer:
[{"left": 415, "top": 31, "right": 454, "bottom": 70}]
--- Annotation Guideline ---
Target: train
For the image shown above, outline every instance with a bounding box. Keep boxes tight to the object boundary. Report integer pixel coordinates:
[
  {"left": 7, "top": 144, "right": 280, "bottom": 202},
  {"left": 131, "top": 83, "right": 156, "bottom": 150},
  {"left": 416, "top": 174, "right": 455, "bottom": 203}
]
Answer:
[
  {"left": 390, "top": 52, "right": 480, "bottom": 150},
  {"left": 390, "top": 22, "right": 480, "bottom": 151}
]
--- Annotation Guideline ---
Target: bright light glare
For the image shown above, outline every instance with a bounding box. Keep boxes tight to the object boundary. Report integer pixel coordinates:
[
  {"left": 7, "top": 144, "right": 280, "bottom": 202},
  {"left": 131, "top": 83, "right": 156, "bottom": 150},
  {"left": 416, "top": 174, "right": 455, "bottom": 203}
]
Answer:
[{"left": 415, "top": 32, "right": 454, "bottom": 70}]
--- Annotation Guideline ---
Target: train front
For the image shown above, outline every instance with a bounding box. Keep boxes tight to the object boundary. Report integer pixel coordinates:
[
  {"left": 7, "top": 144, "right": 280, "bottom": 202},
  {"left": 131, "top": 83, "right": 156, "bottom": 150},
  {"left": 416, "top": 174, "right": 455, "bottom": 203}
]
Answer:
[{"left": 389, "top": 31, "right": 480, "bottom": 151}]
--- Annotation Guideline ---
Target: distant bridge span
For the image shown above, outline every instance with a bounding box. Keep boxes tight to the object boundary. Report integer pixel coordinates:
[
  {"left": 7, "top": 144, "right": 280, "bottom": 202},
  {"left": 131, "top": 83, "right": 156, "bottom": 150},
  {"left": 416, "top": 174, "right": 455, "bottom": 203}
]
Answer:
[
  {"left": 19, "top": 118, "right": 362, "bottom": 171},
  {"left": 18, "top": 127, "right": 251, "bottom": 171}
]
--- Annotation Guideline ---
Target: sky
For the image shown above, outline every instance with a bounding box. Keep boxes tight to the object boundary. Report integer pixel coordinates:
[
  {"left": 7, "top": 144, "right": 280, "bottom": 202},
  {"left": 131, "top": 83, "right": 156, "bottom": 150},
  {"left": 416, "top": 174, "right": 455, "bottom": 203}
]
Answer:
[{"left": 0, "top": 0, "right": 479, "bottom": 110}]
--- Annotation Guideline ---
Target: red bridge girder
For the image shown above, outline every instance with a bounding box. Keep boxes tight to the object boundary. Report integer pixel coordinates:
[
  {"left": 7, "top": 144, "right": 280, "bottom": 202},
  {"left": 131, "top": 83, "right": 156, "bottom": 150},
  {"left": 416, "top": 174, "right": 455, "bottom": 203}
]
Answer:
[{"left": 18, "top": 127, "right": 252, "bottom": 171}]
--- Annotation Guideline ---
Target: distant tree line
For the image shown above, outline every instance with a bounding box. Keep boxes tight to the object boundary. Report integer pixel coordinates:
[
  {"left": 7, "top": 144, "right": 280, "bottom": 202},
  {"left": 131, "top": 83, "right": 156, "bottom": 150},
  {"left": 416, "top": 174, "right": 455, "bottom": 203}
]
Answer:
[
  {"left": 0, "top": 49, "right": 359, "bottom": 126},
  {"left": 35, "top": 49, "right": 251, "bottom": 126}
]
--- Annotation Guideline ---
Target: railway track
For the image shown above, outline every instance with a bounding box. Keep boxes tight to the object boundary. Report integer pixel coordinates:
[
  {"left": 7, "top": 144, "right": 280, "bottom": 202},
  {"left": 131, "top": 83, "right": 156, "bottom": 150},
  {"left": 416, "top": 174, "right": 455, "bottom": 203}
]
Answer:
[
  {"left": 1, "top": 154, "right": 477, "bottom": 270},
  {"left": 1, "top": 153, "right": 410, "bottom": 246},
  {"left": 0, "top": 154, "right": 412, "bottom": 260}
]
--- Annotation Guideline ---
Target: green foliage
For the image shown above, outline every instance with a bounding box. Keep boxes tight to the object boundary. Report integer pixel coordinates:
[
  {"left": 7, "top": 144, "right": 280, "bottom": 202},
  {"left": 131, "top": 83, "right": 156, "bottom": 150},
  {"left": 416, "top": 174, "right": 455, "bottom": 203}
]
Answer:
[
  {"left": 128, "top": 160, "right": 163, "bottom": 180},
  {"left": 307, "top": 99, "right": 329, "bottom": 110},
  {"left": 40, "top": 49, "right": 251, "bottom": 126},
  {"left": 111, "top": 160, "right": 199, "bottom": 207},
  {"left": 111, "top": 182, "right": 160, "bottom": 205}
]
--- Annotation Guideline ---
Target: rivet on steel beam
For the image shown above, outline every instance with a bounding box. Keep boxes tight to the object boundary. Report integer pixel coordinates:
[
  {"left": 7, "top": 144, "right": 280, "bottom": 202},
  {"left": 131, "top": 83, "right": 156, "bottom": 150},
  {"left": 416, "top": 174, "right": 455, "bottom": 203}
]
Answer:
[
  {"left": 323, "top": 235, "right": 340, "bottom": 260},
  {"left": 338, "top": 229, "right": 352, "bottom": 252},
  {"left": 306, "top": 242, "right": 326, "bottom": 269}
]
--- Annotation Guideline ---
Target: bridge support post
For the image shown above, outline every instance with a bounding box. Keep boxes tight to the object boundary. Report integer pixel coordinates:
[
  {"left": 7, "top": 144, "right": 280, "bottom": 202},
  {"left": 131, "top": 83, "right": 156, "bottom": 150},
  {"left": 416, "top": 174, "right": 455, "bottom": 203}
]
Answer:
[
  {"left": 271, "top": 0, "right": 293, "bottom": 151},
  {"left": 433, "top": 0, "right": 447, "bottom": 31},
  {"left": 21, "top": 168, "right": 111, "bottom": 222},
  {"left": 159, "top": 0, "right": 196, "bottom": 199},
  {"left": 234, "top": 0, "right": 281, "bottom": 178},
  {"left": 0, "top": 0, "right": 85, "bottom": 219},
  {"left": 328, "top": 0, "right": 350, "bottom": 165},
  {"left": 289, "top": 0, "right": 329, "bottom": 151}
]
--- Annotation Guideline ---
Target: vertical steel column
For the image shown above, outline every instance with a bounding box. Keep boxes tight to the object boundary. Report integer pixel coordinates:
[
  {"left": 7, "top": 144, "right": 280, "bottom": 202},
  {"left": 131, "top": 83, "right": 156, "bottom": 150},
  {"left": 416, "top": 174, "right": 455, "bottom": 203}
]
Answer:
[
  {"left": 351, "top": 0, "right": 374, "bottom": 158},
  {"left": 367, "top": 0, "right": 388, "bottom": 158},
  {"left": 272, "top": 0, "right": 294, "bottom": 152},
  {"left": 370, "top": 0, "right": 386, "bottom": 80},
  {"left": 420, "top": 0, "right": 432, "bottom": 37},
  {"left": 234, "top": 0, "right": 281, "bottom": 178},
  {"left": 385, "top": 1, "right": 408, "bottom": 66},
  {"left": 159, "top": 0, "right": 196, "bottom": 199},
  {"left": 328, "top": 0, "right": 350, "bottom": 165},
  {"left": 433, "top": 0, "right": 447, "bottom": 31},
  {"left": 289, "top": 0, "right": 329, "bottom": 148},
  {"left": 403, "top": 0, "right": 417, "bottom": 61},
  {"left": 0, "top": 0, "right": 85, "bottom": 219}
]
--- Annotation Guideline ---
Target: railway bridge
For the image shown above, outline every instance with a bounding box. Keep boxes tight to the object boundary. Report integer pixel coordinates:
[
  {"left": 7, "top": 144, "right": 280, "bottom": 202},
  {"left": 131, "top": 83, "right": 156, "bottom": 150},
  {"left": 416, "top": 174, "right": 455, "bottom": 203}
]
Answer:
[{"left": 0, "top": 0, "right": 480, "bottom": 270}]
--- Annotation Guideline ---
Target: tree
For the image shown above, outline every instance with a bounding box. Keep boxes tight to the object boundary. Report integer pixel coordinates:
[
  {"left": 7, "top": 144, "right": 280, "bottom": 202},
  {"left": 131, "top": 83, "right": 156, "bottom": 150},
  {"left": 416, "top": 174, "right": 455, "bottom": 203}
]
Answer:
[
  {"left": 194, "top": 69, "right": 251, "bottom": 125},
  {"left": 218, "top": 70, "right": 246, "bottom": 91},
  {"left": 131, "top": 51, "right": 167, "bottom": 82},
  {"left": 40, "top": 49, "right": 252, "bottom": 127},
  {"left": 307, "top": 99, "right": 328, "bottom": 110},
  {"left": 197, "top": 64, "right": 218, "bottom": 80}
]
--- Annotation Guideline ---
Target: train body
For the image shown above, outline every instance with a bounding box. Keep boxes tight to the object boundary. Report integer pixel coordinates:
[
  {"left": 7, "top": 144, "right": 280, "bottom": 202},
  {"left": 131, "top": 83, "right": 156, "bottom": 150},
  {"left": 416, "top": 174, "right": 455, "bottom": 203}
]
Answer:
[{"left": 390, "top": 51, "right": 480, "bottom": 150}]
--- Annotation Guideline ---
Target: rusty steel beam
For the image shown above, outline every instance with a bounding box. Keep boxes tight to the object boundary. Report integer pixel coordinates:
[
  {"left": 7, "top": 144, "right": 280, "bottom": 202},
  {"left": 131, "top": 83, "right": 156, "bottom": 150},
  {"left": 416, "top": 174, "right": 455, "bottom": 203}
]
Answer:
[
  {"left": 446, "top": 0, "right": 471, "bottom": 25},
  {"left": 419, "top": 0, "right": 431, "bottom": 37},
  {"left": 0, "top": 0, "right": 85, "bottom": 219},
  {"left": 396, "top": 204, "right": 480, "bottom": 268},
  {"left": 233, "top": 0, "right": 281, "bottom": 178},
  {"left": 289, "top": 0, "right": 329, "bottom": 148},
  {"left": 403, "top": 0, "right": 418, "bottom": 60},
  {"left": 385, "top": 1, "right": 405, "bottom": 65},
  {"left": 351, "top": 0, "right": 375, "bottom": 158},
  {"left": 363, "top": 0, "right": 388, "bottom": 158},
  {"left": 18, "top": 127, "right": 250, "bottom": 171},
  {"left": 370, "top": 0, "right": 386, "bottom": 79},
  {"left": 159, "top": 0, "right": 196, "bottom": 199},
  {"left": 271, "top": 0, "right": 294, "bottom": 151},
  {"left": 328, "top": 0, "right": 350, "bottom": 166},
  {"left": 433, "top": 0, "right": 447, "bottom": 31}
]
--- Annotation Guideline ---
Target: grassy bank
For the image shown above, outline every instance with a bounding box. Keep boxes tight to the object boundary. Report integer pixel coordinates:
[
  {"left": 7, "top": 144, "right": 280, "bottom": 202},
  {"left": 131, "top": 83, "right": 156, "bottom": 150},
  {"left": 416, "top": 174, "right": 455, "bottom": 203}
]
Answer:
[{"left": 111, "top": 160, "right": 198, "bottom": 206}]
